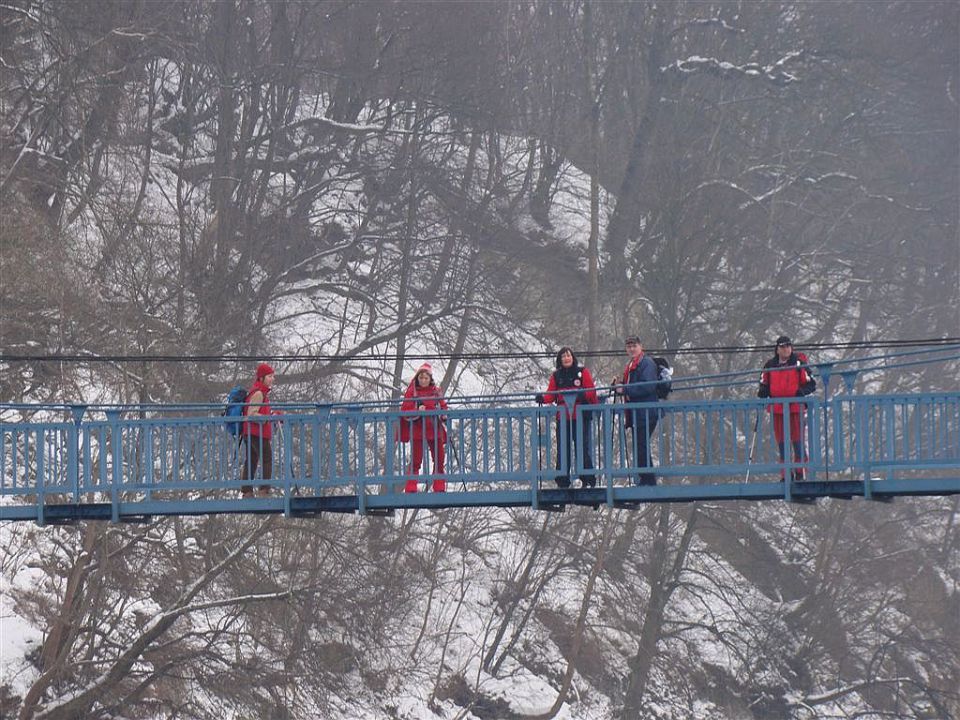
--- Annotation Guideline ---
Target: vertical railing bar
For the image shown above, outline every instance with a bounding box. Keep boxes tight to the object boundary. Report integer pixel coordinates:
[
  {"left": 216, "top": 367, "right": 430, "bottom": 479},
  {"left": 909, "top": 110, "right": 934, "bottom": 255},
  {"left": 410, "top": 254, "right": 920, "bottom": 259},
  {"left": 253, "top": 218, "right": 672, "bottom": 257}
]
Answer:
[
  {"left": 22, "top": 429, "right": 29, "bottom": 494},
  {"left": 885, "top": 399, "right": 896, "bottom": 482},
  {"left": 145, "top": 424, "right": 154, "bottom": 493},
  {"left": 0, "top": 425, "right": 7, "bottom": 493},
  {"left": 806, "top": 399, "right": 819, "bottom": 482},
  {"left": 67, "top": 417, "right": 79, "bottom": 503},
  {"left": 313, "top": 408, "right": 323, "bottom": 494},
  {"left": 107, "top": 412, "right": 121, "bottom": 522},
  {"left": 604, "top": 407, "right": 614, "bottom": 505},
  {"left": 504, "top": 412, "right": 516, "bottom": 472},
  {"left": 356, "top": 412, "right": 366, "bottom": 505},
  {"left": 35, "top": 428, "right": 45, "bottom": 526}
]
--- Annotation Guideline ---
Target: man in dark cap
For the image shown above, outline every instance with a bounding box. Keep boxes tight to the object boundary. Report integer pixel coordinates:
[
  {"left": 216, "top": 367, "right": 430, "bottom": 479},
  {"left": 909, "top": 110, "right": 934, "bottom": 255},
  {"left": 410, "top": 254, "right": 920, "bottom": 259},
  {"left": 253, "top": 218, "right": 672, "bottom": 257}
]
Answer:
[
  {"left": 757, "top": 336, "right": 816, "bottom": 480},
  {"left": 617, "top": 336, "right": 661, "bottom": 485}
]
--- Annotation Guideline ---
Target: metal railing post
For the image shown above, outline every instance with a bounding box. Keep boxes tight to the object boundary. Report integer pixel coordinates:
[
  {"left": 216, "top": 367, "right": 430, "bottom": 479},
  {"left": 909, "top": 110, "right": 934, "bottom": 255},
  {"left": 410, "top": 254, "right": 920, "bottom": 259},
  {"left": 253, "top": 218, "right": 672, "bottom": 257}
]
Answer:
[
  {"left": 806, "top": 397, "right": 820, "bottom": 482},
  {"left": 782, "top": 399, "right": 793, "bottom": 503},
  {"left": 68, "top": 405, "right": 86, "bottom": 504},
  {"left": 282, "top": 419, "right": 294, "bottom": 518},
  {"left": 105, "top": 409, "right": 122, "bottom": 522},
  {"left": 35, "top": 427, "right": 46, "bottom": 526},
  {"left": 603, "top": 405, "right": 614, "bottom": 507},
  {"left": 532, "top": 406, "right": 543, "bottom": 509}
]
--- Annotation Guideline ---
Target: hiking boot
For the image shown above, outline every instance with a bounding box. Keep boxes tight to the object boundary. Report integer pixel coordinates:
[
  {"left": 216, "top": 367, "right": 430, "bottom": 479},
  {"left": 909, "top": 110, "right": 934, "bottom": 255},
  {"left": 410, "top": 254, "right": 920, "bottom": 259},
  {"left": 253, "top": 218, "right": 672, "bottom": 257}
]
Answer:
[
  {"left": 556, "top": 476, "right": 571, "bottom": 489},
  {"left": 579, "top": 476, "right": 596, "bottom": 488}
]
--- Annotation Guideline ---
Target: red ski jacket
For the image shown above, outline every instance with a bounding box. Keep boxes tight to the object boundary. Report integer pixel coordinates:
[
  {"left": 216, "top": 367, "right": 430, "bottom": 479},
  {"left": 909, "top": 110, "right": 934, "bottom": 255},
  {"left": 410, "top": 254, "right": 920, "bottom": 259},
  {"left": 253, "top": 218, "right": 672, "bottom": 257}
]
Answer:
[
  {"left": 542, "top": 366, "right": 599, "bottom": 419},
  {"left": 759, "top": 352, "right": 815, "bottom": 415},
  {"left": 400, "top": 383, "right": 449, "bottom": 441},
  {"left": 242, "top": 380, "right": 273, "bottom": 439}
]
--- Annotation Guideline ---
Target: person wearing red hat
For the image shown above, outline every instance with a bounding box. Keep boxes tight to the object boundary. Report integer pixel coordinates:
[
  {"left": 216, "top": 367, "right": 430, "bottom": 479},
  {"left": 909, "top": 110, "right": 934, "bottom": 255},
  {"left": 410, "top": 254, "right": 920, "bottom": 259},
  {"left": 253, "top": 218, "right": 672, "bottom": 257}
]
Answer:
[
  {"left": 757, "top": 336, "right": 816, "bottom": 481},
  {"left": 400, "top": 363, "right": 449, "bottom": 492},
  {"left": 240, "top": 363, "right": 277, "bottom": 498}
]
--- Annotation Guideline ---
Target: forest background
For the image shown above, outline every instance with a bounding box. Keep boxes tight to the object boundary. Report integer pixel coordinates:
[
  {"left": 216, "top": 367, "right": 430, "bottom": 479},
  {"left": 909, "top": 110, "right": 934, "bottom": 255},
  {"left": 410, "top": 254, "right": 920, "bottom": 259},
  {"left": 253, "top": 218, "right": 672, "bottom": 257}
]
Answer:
[{"left": 1, "top": 1, "right": 958, "bottom": 719}]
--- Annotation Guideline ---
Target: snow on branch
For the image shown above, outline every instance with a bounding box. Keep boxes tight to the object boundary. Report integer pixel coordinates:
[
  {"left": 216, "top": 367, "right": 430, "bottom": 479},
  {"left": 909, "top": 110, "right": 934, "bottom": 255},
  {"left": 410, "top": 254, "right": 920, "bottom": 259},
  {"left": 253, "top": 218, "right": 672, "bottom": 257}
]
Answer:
[
  {"left": 286, "top": 116, "right": 407, "bottom": 136},
  {"left": 0, "top": 3, "right": 42, "bottom": 24},
  {"left": 31, "top": 518, "right": 277, "bottom": 720},
  {"left": 662, "top": 51, "right": 802, "bottom": 86},
  {"left": 786, "top": 677, "right": 916, "bottom": 708},
  {"left": 670, "top": 17, "right": 744, "bottom": 37}
]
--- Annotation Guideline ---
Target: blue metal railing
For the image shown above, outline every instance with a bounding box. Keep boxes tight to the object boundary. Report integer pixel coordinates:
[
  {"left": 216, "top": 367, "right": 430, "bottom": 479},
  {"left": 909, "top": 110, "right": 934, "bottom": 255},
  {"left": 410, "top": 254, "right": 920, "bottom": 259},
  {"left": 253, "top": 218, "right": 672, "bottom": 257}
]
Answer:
[{"left": 1, "top": 392, "right": 958, "bottom": 523}]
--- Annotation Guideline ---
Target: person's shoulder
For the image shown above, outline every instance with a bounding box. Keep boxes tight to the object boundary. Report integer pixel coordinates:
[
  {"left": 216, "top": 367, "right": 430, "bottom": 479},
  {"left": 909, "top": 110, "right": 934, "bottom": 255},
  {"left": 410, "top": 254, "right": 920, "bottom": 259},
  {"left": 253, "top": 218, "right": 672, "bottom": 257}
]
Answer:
[{"left": 762, "top": 357, "right": 778, "bottom": 369}]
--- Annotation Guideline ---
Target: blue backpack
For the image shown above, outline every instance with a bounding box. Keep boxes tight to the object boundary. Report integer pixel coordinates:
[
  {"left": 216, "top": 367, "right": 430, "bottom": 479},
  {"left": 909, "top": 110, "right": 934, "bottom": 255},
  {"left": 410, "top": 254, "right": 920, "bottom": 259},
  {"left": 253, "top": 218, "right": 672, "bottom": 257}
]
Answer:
[{"left": 223, "top": 386, "right": 247, "bottom": 436}]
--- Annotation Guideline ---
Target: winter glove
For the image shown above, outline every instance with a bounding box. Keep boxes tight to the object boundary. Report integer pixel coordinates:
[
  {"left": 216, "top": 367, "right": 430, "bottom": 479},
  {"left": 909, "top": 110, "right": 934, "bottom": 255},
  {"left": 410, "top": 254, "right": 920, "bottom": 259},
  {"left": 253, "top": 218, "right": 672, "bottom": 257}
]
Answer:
[
  {"left": 535, "top": 393, "right": 546, "bottom": 405},
  {"left": 757, "top": 384, "right": 770, "bottom": 399}
]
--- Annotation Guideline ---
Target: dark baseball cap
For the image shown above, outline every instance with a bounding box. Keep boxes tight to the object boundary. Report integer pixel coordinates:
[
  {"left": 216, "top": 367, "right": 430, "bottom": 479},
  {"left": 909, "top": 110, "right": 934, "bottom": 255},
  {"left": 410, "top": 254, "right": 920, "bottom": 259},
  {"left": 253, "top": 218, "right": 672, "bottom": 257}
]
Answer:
[
  {"left": 775, "top": 335, "right": 793, "bottom": 347},
  {"left": 625, "top": 336, "right": 641, "bottom": 345}
]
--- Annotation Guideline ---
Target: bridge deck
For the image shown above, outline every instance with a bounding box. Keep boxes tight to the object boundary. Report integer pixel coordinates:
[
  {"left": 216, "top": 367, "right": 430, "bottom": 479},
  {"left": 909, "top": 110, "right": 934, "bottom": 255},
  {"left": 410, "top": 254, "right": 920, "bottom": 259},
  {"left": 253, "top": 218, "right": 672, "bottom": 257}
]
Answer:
[{"left": 2, "top": 393, "right": 958, "bottom": 523}]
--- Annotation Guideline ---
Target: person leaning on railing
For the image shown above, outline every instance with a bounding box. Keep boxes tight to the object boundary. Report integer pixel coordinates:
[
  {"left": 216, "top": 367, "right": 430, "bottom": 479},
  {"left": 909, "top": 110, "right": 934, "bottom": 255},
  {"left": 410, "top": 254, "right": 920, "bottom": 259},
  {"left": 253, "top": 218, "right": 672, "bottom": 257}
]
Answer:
[
  {"left": 536, "top": 347, "right": 599, "bottom": 489},
  {"left": 400, "top": 363, "right": 449, "bottom": 493}
]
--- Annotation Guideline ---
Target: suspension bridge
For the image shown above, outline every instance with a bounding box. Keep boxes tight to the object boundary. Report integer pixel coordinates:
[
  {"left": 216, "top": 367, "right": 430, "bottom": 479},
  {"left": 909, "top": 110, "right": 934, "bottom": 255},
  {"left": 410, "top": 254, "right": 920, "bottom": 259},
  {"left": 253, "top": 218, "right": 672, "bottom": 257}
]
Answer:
[{"left": 2, "top": 348, "right": 958, "bottom": 524}]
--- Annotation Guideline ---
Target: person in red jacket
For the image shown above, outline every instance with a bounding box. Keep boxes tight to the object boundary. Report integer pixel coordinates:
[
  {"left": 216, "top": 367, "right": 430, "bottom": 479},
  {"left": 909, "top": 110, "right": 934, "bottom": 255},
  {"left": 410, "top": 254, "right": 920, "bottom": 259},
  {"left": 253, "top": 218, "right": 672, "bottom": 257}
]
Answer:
[
  {"left": 240, "top": 363, "right": 278, "bottom": 498},
  {"left": 401, "top": 363, "right": 449, "bottom": 493},
  {"left": 536, "top": 347, "right": 599, "bottom": 488},
  {"left": 758, "top": 336, "right": 816, "bottom": 481}
]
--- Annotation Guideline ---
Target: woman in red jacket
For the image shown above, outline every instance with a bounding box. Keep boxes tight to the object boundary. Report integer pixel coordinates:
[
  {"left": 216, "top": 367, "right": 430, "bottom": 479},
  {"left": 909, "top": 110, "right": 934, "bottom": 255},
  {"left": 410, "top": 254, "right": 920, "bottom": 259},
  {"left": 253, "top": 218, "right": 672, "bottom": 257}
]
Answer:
[
  {"left": 536, "top": 347, "right": 599, "bottom": 488},
  {"left": 757, "top": 336, "right": 816, "bottom": 480},
  {"left": 240, "top": 363, "right": 277, "bottom": 498},
  {"left": 400, "top": 363, "right": 449, "bottom": 493}
]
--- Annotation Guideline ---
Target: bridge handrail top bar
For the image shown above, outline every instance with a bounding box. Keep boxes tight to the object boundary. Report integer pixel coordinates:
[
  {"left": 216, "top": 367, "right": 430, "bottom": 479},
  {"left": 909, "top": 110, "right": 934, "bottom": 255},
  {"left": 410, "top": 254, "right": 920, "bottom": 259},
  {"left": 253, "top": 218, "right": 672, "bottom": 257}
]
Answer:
[{"left": 4, "top": 392, "right": 958, "bottom": 427}]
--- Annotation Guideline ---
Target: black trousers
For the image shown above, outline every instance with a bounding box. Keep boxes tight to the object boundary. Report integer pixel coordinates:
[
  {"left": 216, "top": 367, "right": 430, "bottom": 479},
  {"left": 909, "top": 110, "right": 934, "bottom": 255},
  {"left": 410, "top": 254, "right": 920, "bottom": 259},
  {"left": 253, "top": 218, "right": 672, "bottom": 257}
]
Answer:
[
  {"left": 555, "top": 415, "right": 595, "bottom": 488},
  {"left": 628, "top": 409, "right": 659, "bottom": 486},
  {"left": 240, "top": 436, "right": 272, "bottom": 493}
]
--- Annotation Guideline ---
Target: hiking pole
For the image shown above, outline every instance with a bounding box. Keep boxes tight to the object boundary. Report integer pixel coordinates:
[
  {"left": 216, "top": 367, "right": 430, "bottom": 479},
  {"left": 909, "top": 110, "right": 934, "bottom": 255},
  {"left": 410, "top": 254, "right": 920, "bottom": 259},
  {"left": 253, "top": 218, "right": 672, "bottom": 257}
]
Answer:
[
  {"left": 277, "top": 422, "right": 298, "bottom": 497},
  {"left": 449, "top": 438, "right": 466, "bottom": 492},
  {"left": 744, "top": 408, "right": 763, "bottom": 483}
]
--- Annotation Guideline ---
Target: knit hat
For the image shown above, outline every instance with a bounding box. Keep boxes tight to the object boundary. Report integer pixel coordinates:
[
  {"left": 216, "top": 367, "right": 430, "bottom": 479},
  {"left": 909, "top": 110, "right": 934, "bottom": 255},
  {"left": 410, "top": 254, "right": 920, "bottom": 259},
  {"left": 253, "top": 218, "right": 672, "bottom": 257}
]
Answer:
[
  {"left": 415, "top": 362, "right": 433, "bottom": 378},
  {"left": 775, "top": 336, "right": 793, "bottom": 347},
  {"left": 255, "top": 362, "right": 275, "bottom": 379}
]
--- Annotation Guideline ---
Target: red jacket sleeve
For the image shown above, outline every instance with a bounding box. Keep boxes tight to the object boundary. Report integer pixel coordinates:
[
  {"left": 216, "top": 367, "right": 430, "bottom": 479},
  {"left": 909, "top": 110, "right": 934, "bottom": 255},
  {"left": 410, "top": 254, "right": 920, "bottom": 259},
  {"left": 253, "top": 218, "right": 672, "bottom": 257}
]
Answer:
[
  {"left": 581, "top": 368, "right": 598, "bottom": 405},
  {"left": 543, "top": 373, "right": 558, "bottom": 404},
  {"left": 400, "top": 383, "right": 417, "bottom": 412}
]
